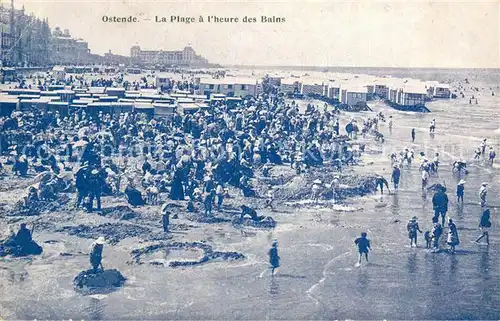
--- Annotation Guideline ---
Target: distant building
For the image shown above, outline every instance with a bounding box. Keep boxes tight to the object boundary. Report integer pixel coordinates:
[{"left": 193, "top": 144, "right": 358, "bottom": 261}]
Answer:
[
  {"left": 104, "top": 50, "right": 130, "bottom": 65},
  {"left": 49, "top": 27, "right": 93, "bottom": 65},
  {"left": 0, "top": 1, "right": 51, "bottom": 67},
  {"left": 130, "top": 45, "right": 209, "bottom": 66}
]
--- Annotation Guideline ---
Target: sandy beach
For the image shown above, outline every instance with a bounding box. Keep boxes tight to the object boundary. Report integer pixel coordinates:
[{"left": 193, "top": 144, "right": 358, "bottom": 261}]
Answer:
[{"left": 1, "top": 67, "right": 500, "bottom": 320}]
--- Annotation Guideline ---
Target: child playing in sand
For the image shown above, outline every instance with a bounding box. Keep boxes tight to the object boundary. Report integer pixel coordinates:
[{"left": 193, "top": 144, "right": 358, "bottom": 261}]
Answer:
[{"left": 354, "top": 232, "right": 371, "bottom": 267}]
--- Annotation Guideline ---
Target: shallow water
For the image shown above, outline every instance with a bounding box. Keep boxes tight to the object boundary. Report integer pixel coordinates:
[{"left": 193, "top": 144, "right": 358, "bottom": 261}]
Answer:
[{"left": 1, "top": 69, "right": 500, "bottom": 319}]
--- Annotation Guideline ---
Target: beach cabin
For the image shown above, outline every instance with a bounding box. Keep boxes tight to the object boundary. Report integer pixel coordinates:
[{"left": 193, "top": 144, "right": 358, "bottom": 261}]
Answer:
[
  {"left": 226, "top": 96, "right": 242, "bottom": 109},
  {"left": 105, "top": 87, "right": 126, "bottom": 98},
  {"left": 0, "top": 67, "right": 16, "bottom": 83},
  {"left": 51, "top": 66, "right": 66, "bottom": 82},
  {"left": 326, "top": 82, "right": 341, "bottom": 100},
  {"left": 99, "top": 96, "right": 119, "bottom": 103},
  {"left": 339, "top": 86, "right": 368, "bottom": 107},
  {"left": 153, "top": 103, "right": 176, "bottom": 118},
  {"left": 112, "top": 102, "right": 134, "bottom": 114},
  {"left": 48, "top": 85, "right": 66, "bottom": 92},
  {"left": 155, "top": 73, "right": 171, "bottom": 90},
  {"left": 280, "top": 78, "right": 300, "bottom": 94},
  {"left": 57, "top": 90, "right": 76, "bottom": 103},
  {"left": 87, "top": 102, "right": 114, "bottom": 116},
  {"left": 198, "top": 77, "right": 262, "bottom": 98},
  {"left": 399, "top": 86, "right": 427, "bottom": 106},
  {"left": 0, "top": 97, "right": 18, "bottom": 116},
  {"left": 433, "top": 84, "right": 451, "bottom": 98},
  {"left": 300, "top": 80, "right": 326, "bottom": 96},
  {"left": 179, "top": 102, "right": 209, "bottom": 115},
  {"left": 47, "top": 102, "right": 69, "bottom": 116},
  {"left": 374, "top": 84, "right": 389, "bottom": 99},
  {"left": 134, "top": 102, "right": 155, "bottom": 117}
]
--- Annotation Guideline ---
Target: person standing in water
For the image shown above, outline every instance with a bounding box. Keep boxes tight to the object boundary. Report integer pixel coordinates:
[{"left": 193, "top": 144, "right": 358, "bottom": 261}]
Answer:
[
  {"left": 431, "top": 217, "right": 443, "bottom": 252},
  {"left": 407, "top": 216, "right": 423, "bottom": 248},
  {"left": 489, "top": 147, "right": 496, "bottom": 165},
  {"left": 456, "top": 180, "right": 466, "bottom": 203},
  {"left": 355, "top": 232, "right": 371, "bottom": 266},
  {"left": 269, "top": 239, "right": 280, "bottom": 276},
  {"left": 476, "top": 208, "right": 491, "bottom": 245},
  {"left": 421, "top": 169, "right": 430, "bottom": 191},
  {"left": 479, "top": 183, "right": 488, "bottom": 208},
  {"left": 411, "top": 129, "right": 416, "bottom": 142},
  {"left": 391, "top": 164, "right": 401, "bottom": 191},
  {"left": 447, "top": 218, "right": 460, "bottom": 254},
  {"left": 429, "top": 119, "right": 436, "bottom": 133}
]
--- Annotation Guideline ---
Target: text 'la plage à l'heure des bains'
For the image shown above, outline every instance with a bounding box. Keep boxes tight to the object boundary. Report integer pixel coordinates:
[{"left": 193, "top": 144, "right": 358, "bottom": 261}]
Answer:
[{"left": 101, "top": 15, "right": 286, "bottom": 23}]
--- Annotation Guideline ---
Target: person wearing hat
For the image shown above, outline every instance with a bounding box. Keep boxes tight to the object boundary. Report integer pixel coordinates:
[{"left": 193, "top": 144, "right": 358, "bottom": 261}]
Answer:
[
  {"left": 391, "top": 164, "right": 401, "bottom": 191},
  {"left": 354, "top": 232, "right": 371, "bottom": 266},
  {"left": 90, "top": 237, "right": 105, "bottom": 273},
  {"left": 456, "top": 180, "right": 466, "bottom": 203},
  {"left": 311, "top": 179, "right": 322, "bottom": 203},
  {"left": 407, "top": 216, "right": 423, "bottom": 248},
  {"left": 87, "top": 167, "right": 105, "bottom": 212},
  {"left": 479, "top": 183, "right": 488, "bottom": 208},
  {"left": 268, "top": 239, "right": 280, "bottom": 276}
]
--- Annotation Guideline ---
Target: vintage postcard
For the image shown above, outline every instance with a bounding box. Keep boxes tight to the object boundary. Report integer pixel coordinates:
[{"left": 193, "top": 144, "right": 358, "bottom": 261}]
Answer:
[{"left": 0, "top": 0, "right": 499, "bottom": 319}]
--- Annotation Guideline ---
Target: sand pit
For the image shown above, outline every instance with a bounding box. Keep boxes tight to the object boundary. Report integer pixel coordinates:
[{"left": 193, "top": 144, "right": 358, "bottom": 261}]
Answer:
[
  {"left": 56, "top": 222, "right": 151, "bottom": 245},
  {"left": 128, "top": 241, "right": 245, "bottom": 267},
  {"left": 73, "top": 269, "right": 126, "bottom": 295}
]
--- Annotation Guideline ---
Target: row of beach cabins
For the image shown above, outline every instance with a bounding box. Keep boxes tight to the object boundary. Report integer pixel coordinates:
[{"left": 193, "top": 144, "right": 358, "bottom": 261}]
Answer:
[
  {"left": 0, "top": 86, "right": 244, "bottom": 118},
  {"left": 165, "top": 74, "right": 452, "bottom": 109}
]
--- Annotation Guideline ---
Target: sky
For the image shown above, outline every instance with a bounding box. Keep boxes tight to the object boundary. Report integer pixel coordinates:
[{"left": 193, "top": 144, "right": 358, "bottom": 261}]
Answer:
[{"left": 4, "top": 0, "right": 500, "bottom": 68}]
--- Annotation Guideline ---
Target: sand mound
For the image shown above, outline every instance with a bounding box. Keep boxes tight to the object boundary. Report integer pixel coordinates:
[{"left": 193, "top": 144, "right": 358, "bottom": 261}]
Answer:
[
  {"left": 272, "top": 170, "right": 377, "bottom": 202},
  {"left": 10, "top": 194, "right": 71, "bottom": 216},
  {"left": 129, "top": 241, "right": 245, "bottom": 267},
  {"left": 56, "top": 222, "right": 151, "bottom": 245},
  {"left": 99, "top": 206, "right": 137, "bottom": 220},
  {"left": 73, "top": 269, "right": 126, "bottom": 295}
]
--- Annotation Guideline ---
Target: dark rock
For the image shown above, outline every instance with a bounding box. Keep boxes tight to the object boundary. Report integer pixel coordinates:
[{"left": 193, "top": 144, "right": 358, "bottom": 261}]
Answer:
[{"left": 73, "top": 269, "right": 126, "bottom": 295}]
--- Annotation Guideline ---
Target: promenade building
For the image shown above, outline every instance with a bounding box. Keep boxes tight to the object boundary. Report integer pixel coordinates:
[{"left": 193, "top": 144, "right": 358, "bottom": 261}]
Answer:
[
  {"left": 130, "top": 45, "right": 209, "bottom": 67},
  {"left": 0, "top": 0, "right": 50, "bottom": 67}
]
